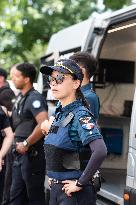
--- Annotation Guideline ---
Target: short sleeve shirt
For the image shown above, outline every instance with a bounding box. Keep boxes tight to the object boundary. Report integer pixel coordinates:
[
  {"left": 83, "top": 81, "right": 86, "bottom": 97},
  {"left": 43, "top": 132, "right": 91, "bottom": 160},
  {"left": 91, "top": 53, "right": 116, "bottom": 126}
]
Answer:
[
  {"left": 13, "top": 88, "right": 48, "bottom": 137},
  {"left": 55, "top": 100, "right": 102, "bottom": 147},
  {"left": 22, "top": 90, "right": 48, "bottom": 118}
]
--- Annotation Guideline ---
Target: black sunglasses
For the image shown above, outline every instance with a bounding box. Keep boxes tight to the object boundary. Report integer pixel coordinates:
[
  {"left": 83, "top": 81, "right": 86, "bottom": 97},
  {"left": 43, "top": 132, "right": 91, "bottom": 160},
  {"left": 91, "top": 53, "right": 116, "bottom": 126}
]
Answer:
[{"left": 48, "top": 74, "right": 66, "bottom": 85}]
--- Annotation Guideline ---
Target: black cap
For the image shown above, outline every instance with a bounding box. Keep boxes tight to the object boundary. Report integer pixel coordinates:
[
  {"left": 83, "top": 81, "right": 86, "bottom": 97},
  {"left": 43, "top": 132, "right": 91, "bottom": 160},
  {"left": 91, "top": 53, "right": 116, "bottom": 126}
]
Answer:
[
  {"left": 40, "top": 59, "right": 83, "bottom": 81},
  {"left": 0, "top": 68, "right": 8, "bottom": 79}
]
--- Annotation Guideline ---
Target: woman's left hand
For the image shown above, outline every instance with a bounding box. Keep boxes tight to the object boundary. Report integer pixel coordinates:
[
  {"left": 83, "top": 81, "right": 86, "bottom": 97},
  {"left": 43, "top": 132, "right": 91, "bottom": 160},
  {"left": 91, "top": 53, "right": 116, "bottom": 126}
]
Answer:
[{"left": 62, "top": 180, "right": 82, "bottom": 197}]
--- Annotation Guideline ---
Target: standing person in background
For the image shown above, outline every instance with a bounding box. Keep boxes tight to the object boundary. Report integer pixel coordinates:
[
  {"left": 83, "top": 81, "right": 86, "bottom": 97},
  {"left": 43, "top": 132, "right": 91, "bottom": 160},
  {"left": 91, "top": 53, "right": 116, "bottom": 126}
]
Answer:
[
  {"left": 10, "top": 63, "right": 48, "bottom": 205},
  {"left": 0, "top": 68, "right": 15, "bottom": 113},
  {"left": 0, "top": 68, "right": 15, "bottom": 205},
  {"left": 70, "top": 52, "right": 100, "bottom": 121},
  {"left": 0, "top": 106, "right": 14, "bottom": 205},
  {"left": 40, "top": 59, "right": 107, "bottom": 205}
]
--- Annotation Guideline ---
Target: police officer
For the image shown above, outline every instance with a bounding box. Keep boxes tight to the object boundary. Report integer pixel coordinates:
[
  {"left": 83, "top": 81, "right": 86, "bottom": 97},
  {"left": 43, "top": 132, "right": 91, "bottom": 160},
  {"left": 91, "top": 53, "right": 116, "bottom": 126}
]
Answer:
[
  {"left": 70, "top": 52, "right": 100, "bottom": 121},
  {"left": 40, "top": 59, "right": 107, "bottom": 205},
  {"left": 10, "top": 63, "right": 48, "bottom": 205},
  {"left": 0, "top": 106, "right": 14, "bottom": 204}
]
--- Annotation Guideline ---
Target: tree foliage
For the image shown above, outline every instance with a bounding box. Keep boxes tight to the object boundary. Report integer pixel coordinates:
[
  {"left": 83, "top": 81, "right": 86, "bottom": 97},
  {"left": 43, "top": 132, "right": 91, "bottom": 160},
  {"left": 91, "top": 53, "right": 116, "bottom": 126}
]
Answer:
[
  {"left": 104, "top": 0, "right": 131, "bottom": 10},
  {"left": 0, "top": 0, "right": 132, "bottom": 71}
]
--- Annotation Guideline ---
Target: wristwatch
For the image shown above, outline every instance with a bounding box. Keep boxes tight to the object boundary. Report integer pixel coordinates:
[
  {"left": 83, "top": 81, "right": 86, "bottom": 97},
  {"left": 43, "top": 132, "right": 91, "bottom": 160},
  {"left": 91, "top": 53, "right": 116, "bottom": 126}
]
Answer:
[
  {"left": 23, "top": 140, "right": 30, "bottom": 147},
  {"left": 75, "top": 180, "right": 84, "bottom": 187}
]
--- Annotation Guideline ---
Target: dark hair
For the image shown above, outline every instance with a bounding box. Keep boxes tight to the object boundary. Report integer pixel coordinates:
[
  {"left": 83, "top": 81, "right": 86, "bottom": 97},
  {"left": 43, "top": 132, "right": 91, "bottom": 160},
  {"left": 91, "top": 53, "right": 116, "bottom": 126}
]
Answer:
[
  {"left": 71, "top": 74, "right": 90, "bottom": 109},
  {"left": 76, "top": 87, "right": 90, "bottom": 109},
  {"left": 70, "top": 52, "right": 97, "bottom": 79},
  {"left": 16, "top": 63, "right": 36, "bottom": 83},
  {"left": 0, "top": 68, "right": 8, "bottom": 79}
]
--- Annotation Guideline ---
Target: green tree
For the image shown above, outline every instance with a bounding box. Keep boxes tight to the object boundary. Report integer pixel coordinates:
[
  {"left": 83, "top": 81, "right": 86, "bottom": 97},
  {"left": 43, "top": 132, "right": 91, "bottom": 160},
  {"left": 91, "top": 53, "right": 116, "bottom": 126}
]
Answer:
[
  {"left": 0, "top": 0, "right": 132, "bottom": 71},
  {"left": 104, "top": 0, "right": 131, "bottom": 10}
]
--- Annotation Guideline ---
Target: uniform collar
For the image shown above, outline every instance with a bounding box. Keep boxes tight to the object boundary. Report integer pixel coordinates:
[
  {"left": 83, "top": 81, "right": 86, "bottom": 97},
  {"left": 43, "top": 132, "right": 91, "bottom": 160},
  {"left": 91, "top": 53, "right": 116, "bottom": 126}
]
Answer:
[
  {"left": 81, "top": 83, "right": 92, "bottom": 92},
  {"left": 55, "top": 99, "right": 82, "bottom": 115},
  {"left": 22, "top": 87, "right": 34, "bottom": 97}
]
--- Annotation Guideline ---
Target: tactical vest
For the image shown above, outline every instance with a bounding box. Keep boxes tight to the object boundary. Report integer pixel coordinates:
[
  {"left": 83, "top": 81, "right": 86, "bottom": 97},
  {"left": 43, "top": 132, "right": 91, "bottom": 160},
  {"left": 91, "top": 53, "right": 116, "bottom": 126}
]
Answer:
[
  {"left": 12, "top": 88, "right": 37, "bottom": 138},
  {"left": 44, "top": 106, "right": 93, "bottom": 180}
]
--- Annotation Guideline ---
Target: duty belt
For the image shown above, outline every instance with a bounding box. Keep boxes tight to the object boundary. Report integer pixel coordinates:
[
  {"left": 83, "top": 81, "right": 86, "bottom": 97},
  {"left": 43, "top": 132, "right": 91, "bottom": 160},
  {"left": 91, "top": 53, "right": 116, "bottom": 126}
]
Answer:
[
  {"left": 49, "top": 178, "right": 64, "bottom": 184},
  {"left": 48, "top": 178, "right": 77, "bottom": 187},
  {"left": 48, "top": 170, "right": 101, "bottom": 191}
]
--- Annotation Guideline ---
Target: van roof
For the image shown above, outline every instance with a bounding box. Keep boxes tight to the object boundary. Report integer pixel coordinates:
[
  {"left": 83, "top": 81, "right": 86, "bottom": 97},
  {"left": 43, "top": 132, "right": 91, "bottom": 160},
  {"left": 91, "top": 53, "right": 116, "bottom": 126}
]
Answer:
[
  {"left": 46, "top": 17, "right": 93, "bottom": 55},
  {"left": 45, "top": 4, "right": 136, "bottom": 57}
]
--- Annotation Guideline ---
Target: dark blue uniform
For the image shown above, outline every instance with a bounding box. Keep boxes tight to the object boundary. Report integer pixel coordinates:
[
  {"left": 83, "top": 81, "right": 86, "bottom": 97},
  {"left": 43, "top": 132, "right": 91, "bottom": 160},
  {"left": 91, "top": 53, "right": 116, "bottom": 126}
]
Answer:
[
  {"left": 81, "top": 83, "right": 100, "bottom": 120},
  {"left": 10, "top": 88, "right": 47, "bottom": 205},
  {"left": 0, "top": 106, "right": 10, "bottom": 204},
  {"left": 44, "top": 100, "right": 102, "bottom": 205}
]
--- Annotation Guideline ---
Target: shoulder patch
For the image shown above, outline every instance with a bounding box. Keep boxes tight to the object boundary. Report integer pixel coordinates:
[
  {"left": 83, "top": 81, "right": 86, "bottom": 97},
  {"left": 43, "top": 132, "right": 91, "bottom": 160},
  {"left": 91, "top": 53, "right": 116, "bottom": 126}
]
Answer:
[
  {"left": 32, "top": 100, "right": 41, "bottom": 108},
  {"left": 79, "top": 116, "right": 94, "bottom": 130}
]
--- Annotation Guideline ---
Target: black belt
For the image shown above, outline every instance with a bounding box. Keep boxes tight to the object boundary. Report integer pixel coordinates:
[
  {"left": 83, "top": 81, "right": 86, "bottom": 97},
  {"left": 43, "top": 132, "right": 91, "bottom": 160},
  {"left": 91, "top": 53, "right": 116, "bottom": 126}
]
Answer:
[
  {"left": 49, "top": 178, "right": 63, "bottom": 184},
  {"left": 48, "top": 178, "right": 77, "bottom": 186},
  {"left": 48, "top": 177, "right": 94, "bottom": 186}
]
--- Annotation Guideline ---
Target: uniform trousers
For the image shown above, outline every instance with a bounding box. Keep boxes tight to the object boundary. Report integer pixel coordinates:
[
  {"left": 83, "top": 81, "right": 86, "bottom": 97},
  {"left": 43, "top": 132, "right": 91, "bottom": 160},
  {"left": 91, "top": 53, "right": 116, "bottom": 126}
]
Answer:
[
  {"left": 2, "top": 149, "right": 14, "bottom": 205},
  {"left": 9, "top": 147, "right": 45, "bottom": 205},
  {"left": 0, "top": 164, "right": 5, "bottom": 205},
  {"left": 49, "top": 183, "right": 96, "bottom": 205}
]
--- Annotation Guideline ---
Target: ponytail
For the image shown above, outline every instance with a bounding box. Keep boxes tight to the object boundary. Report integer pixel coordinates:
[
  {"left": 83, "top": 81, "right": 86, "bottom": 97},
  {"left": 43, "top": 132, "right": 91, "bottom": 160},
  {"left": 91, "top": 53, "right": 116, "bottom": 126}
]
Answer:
[
  {"left": 72, "top": 73, "right": 90, "bottom": 109},
  {"left": 76, "top": 87, "right": 90, "bottom": 109}
]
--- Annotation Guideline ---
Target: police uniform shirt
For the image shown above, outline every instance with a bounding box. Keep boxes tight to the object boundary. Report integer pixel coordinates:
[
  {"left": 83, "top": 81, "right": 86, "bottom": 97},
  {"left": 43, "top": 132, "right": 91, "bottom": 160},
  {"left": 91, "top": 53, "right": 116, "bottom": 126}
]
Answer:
[
  {"left": 55, "top": 99, "right": 102, "bottom": 147},
  {"left": 22, "top": 90, "right": 47, "bottom": 117},
  {"left": 81, "top": 83, "right": 100, "bottom": 120},
  {"left": 13, "top": 88, "right": 48, "bottom": 137}
]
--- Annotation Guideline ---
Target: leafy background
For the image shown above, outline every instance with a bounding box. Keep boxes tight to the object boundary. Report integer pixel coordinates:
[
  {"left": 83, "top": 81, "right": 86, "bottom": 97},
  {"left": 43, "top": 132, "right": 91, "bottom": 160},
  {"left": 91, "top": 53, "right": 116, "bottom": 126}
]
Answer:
[{"left": 0, "top": 0, "right": 132, "bottom": 72}]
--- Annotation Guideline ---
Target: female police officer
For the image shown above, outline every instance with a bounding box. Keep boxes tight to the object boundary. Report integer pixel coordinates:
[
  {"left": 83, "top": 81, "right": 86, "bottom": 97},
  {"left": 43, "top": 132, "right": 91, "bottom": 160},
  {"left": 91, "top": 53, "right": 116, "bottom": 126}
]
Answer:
[{"left": 40, "top": 59, "right": 107, "bottom": 205}]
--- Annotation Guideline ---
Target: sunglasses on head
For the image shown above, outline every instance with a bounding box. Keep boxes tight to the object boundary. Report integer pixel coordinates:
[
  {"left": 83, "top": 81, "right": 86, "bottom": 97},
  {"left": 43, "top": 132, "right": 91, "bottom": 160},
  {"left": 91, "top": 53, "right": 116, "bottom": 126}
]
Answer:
[{"left": 48, "top": 74, "right": 66, "bottom": 85}]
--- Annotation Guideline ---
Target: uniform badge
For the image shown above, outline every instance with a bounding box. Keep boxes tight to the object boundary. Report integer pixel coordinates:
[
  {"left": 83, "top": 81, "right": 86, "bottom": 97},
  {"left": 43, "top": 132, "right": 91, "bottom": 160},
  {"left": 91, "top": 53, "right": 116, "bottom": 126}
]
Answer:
[
  {"left": 79, "top": 116, "right": 94, "bottom": 130},
  {"left": 32, "top": 100, "right": 41, "bottom": 108}
]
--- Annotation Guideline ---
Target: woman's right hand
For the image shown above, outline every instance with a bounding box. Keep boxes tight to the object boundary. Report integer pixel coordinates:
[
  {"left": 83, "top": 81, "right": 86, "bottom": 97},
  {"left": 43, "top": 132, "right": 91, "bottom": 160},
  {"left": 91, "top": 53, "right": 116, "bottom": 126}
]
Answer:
[
  {"left": 41, "top": 116, "right": 55, "bottom": 135},
  {"left": 62, "top": 180, "right": 82, "bottom": 197}
]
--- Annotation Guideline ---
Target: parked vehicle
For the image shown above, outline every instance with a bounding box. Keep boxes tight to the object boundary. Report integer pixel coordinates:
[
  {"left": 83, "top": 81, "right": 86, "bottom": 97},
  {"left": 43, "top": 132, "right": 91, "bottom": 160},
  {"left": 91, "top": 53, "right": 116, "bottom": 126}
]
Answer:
[{"left": 39, "top": 4, "right": 136, "bottom": 205}]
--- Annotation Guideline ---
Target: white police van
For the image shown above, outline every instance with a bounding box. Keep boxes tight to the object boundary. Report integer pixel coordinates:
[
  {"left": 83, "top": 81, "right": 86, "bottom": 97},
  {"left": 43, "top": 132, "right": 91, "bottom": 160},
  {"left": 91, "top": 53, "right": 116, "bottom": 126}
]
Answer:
[{"left": 38, "top": 4, "right": 136, "bottom": 205}]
